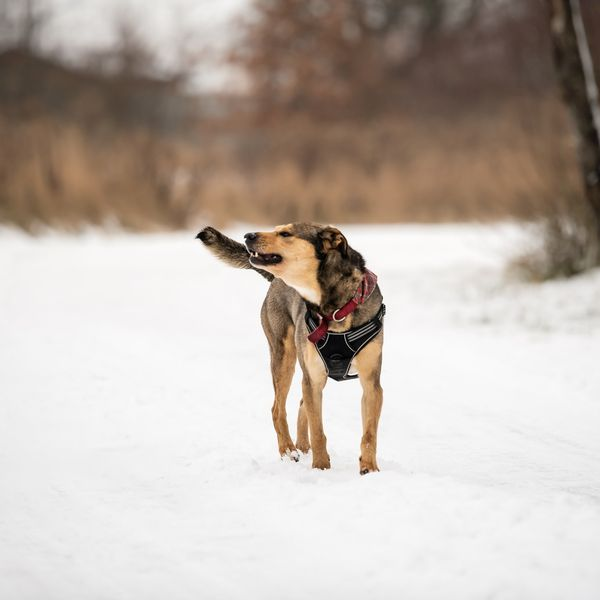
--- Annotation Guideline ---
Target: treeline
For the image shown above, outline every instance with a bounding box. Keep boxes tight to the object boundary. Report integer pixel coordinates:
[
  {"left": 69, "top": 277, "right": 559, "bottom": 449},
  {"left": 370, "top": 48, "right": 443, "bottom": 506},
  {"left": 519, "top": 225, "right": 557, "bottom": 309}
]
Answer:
[{"left": 0, "top": 0, "right": 598, "bottom": 230}]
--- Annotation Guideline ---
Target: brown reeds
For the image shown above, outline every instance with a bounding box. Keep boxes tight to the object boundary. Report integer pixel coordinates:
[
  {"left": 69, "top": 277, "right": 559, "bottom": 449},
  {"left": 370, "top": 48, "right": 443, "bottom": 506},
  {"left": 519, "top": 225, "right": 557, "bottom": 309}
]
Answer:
[{"left": 0, "top": 97, "right": 582, "bottom": 232}]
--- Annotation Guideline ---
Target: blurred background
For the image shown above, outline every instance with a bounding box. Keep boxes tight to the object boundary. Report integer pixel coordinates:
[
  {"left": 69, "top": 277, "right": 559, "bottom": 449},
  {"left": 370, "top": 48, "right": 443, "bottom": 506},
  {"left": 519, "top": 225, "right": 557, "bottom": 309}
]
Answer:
[{"left": 0, "top": 0, "right": 598, "bottom": 233}]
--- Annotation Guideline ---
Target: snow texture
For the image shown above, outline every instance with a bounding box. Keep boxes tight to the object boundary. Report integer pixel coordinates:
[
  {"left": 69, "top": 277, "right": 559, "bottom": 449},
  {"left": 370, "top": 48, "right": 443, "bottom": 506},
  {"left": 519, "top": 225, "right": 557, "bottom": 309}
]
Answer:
[{"left": 1, "top": 224, "right": 599, "bottom": 600}]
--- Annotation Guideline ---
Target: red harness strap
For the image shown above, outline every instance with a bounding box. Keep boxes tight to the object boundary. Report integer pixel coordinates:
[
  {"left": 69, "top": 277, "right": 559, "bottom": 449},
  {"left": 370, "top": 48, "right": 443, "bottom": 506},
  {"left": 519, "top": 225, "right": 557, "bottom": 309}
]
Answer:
[{"left": 307, "top": 269, "right": 378, "bottom": 344}]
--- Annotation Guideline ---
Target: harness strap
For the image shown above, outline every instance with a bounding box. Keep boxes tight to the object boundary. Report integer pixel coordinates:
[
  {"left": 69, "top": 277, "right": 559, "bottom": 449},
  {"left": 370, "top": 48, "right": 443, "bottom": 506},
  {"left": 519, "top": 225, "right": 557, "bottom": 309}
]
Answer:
[
  {"left": 307, "top": 269, "right": 378, "bottom": 344},
  {"left": 305, "top": 303, "right": 386, "bottom": 381}
]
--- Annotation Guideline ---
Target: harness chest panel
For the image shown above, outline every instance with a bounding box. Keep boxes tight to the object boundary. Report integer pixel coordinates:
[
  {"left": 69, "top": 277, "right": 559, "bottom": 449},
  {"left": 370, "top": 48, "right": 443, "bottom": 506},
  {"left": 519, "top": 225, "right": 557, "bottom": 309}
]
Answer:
[{"left": 305, "top": 304, "right": 386, "bottom": 382}]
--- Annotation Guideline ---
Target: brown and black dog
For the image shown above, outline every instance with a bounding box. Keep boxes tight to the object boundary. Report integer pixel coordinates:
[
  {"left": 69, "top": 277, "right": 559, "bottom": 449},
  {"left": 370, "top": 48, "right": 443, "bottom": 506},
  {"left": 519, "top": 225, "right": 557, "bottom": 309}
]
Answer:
[{"left": 197, "top": 223, "right": 384, "bottom": 474}]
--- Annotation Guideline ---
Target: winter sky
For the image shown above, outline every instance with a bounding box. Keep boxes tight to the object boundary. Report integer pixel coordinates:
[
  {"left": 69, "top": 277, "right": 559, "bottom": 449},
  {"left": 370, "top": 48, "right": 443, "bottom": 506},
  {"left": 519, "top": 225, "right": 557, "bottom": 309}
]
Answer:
[{"left": 38, "top": 0, "right": 250, "bottom": 89}]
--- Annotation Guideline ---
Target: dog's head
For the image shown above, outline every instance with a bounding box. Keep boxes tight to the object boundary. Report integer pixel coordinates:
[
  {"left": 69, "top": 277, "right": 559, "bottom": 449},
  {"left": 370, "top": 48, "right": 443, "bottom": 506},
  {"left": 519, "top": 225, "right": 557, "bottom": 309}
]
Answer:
[
  {"left": 244, "top": 223, "right": 362, "bottom": 306},
  {"left": 244, "top": 223, "right": 347, "bottom": 271}
]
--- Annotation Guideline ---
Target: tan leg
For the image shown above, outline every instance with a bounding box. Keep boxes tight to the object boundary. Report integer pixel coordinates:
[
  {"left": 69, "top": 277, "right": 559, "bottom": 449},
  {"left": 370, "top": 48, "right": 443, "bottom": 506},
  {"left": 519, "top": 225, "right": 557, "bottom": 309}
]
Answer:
[
  {"left": 355, "top": 334, "right": 384, "bottom": 475},
  {"left": 295, "top": 399, "right": 310, "bottom": 454},
  {"left": 270, "top": 326, "right": 298, "bottom": 459},
  {"left": 300, "top": 344, "right": 329, "bottom": 469},
  {"left": 302, "top": 376, "right": 330, "bottom": 469}
]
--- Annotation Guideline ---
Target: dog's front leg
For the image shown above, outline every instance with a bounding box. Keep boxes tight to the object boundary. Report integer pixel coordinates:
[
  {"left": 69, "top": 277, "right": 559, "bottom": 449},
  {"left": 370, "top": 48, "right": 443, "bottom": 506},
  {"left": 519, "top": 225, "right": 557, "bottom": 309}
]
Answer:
[
  {"left": 301, "top": 345, "right": 329, "bottom": 469},
  {"left": 302, "top": 375, "right": 330, "bottom": 469},
  {"left": 355, "top": 333, "right": 384, "bottom": 475},
  {"left": 268, "top": 326, "right": 299, "bottom": 460}
]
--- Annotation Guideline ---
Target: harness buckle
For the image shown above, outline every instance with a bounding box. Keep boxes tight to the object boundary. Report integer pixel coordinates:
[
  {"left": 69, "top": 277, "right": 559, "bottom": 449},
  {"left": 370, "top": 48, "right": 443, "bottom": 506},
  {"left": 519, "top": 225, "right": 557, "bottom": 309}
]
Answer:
[{"left": 331, "top": 309, "right": 346, "bottom": 322}]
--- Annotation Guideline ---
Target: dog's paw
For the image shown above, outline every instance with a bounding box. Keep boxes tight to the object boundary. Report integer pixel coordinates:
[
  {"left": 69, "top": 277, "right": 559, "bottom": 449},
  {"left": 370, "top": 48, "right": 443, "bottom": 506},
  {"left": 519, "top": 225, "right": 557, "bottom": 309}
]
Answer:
[
  {"left": 279, "top": 444, "right": 300, "bottom": 462},
  {"left": 195, "top": 226, "right": 220, "bottom": 245},
  {"left": 283, "top": 448, "right": 301, "bottom": 463},
  {"left": 360, "top": 467, "right": 379, "bottom": 475},
  {"left": 312, "top": 455, "right": 331, "bottom": 470},
  {"left": 359, "top": 456, "right": 379, "bottom": 475}
]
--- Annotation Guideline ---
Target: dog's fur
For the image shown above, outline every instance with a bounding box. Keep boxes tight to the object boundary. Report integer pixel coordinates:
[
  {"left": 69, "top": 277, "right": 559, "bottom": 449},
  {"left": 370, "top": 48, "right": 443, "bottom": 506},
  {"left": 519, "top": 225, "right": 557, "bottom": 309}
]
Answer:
[{"left": 197, "top": 223, "right": 384, "bottom": 474}]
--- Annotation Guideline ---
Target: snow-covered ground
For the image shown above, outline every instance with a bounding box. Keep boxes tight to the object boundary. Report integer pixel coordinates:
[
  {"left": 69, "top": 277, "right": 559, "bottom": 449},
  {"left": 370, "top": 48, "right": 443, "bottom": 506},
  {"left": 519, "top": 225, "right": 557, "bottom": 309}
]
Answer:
[{"left": 1, "top": 224, "right": 599, "bottom": 600}]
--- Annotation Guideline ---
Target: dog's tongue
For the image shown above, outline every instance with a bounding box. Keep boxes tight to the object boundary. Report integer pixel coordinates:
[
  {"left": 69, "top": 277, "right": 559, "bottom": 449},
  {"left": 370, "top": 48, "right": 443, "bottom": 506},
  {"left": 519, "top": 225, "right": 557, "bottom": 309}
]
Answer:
[
  {"left": 261, "top": 253, "right": 282, "bottom": 264},
  {"left": 250, "top": 252, "right": 282, "bottom": 265}
]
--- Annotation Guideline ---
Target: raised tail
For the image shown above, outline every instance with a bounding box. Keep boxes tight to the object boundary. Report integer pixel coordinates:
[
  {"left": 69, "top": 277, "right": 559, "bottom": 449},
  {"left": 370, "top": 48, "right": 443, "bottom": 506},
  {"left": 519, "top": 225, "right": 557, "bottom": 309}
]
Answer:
[{"left": 196, "top": 227, "right": 274, "bottom": 282}]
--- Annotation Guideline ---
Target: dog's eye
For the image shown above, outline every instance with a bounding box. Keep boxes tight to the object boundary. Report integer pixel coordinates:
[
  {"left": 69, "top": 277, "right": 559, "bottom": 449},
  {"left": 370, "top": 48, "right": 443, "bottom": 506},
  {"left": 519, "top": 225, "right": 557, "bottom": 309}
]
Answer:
[{"left": 279, "top": 231, "right": 292, "bottom": 238}]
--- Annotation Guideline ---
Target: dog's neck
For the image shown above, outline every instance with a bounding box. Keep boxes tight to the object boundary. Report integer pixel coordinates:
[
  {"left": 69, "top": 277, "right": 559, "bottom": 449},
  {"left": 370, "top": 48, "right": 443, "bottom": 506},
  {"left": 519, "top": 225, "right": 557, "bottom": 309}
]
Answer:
[
  {"left": 317, "top": 271, "right": 364, "bottom": 315},
  {"left": 280, "top": 245, "right": 368, "bottom": 315},
  {"left": 284, "top": 280, "right": 321, "bottom": 305},
  {"left": 276, "top": 261, "right": 323, "bottom": 306},
  {"left": 315, "top": 252, "right": 365, "bottom": 316}
]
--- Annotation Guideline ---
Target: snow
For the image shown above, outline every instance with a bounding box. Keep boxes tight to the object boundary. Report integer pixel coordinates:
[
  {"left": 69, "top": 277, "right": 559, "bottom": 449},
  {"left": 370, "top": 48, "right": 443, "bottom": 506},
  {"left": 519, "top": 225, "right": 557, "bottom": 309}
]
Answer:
[{"left": 1, "top": 224, "right": 599, "bottom": 600}]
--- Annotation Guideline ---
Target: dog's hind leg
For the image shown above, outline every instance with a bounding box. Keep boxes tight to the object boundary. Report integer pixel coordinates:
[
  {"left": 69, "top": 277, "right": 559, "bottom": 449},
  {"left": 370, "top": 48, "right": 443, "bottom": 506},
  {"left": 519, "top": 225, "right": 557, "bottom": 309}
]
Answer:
[
  {"left": 295, "top": 400, "right": 310, "bottom": 454},
  {"left": 355, "top": 333, "right": 384, "bottom": 475},
  {"left": 267, "top": 324, "right": 299, "bottom": 461}
]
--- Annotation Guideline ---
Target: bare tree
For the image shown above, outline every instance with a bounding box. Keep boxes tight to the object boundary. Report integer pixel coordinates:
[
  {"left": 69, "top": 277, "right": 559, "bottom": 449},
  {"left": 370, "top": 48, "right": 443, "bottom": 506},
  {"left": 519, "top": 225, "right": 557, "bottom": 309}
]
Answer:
[
  {"left": 233, "top": 0, "right": 484, "bottom": 120},
  {"left": 0, "top": 0, "right": 51, "bottom": 52},
  {"left": 548, "top": 0, "right": 600, "bottom": 246},
  {"left": 107, "top": 12, "right": 158, "bottom": 78}
]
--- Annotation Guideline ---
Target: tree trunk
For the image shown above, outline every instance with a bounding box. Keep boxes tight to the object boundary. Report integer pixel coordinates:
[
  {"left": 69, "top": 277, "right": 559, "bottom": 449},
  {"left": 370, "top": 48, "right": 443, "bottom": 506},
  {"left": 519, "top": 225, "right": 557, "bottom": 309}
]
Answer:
[{"left": 548, "top": 0, "right": 600, "bottom": 241}]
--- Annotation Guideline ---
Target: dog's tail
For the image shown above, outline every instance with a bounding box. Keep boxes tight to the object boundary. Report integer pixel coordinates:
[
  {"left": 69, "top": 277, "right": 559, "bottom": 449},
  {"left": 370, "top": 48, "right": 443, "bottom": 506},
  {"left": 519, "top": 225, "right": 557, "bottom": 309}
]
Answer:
[{"left": 196, "top": 226, "right": 274, "bottom": 282}]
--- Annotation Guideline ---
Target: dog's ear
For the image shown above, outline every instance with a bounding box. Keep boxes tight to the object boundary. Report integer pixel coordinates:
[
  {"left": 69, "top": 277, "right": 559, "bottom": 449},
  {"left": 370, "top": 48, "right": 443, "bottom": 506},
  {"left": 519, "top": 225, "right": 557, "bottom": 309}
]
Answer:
[{"left": 319, "top": 226, "right": 348, "bottom": 257}]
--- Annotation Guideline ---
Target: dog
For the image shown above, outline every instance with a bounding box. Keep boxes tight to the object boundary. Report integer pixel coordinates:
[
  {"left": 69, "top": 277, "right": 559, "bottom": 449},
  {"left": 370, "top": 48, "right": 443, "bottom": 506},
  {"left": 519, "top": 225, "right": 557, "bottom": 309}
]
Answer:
[{"left": 196, "top": 223, "right": 385, "bottom": 474}]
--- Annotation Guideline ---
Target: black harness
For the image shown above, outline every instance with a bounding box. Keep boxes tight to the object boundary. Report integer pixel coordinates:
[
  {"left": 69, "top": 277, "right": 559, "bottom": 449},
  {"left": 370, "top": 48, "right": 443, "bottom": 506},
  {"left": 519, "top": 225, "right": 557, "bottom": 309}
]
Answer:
[{"left": 305, "top": 304, "right": 386, "bottom": 381}]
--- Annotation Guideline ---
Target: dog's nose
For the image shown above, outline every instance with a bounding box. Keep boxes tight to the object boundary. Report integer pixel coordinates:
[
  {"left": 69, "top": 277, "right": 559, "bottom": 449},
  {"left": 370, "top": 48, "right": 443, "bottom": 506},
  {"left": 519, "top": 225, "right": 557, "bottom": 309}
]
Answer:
[{"left": 244, "top": 232, "right": 258, "bottom": 241}]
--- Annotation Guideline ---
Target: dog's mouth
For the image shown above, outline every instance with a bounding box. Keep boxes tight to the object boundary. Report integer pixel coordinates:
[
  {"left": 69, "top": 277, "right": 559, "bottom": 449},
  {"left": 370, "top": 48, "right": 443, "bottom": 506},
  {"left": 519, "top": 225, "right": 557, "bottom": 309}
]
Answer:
[{"left": 248, "top": 250, "right": 283, "bottom": 266}]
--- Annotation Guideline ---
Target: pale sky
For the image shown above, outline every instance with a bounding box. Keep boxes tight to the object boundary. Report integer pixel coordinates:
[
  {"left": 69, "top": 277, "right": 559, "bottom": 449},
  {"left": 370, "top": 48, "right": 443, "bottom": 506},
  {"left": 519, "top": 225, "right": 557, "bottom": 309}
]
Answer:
[{"left": 38, "top": 0, "right": 250, "bottom": 90}]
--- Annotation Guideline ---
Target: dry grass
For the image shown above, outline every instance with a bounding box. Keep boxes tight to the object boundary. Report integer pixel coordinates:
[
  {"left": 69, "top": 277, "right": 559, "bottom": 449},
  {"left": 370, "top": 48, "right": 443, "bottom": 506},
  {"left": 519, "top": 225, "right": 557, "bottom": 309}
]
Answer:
[
  {"left": 0, "top": 117, "right": 202, "bottom": 231},
  {"left": 0, "top": 97, "right": 583, "bottom": 231}
]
